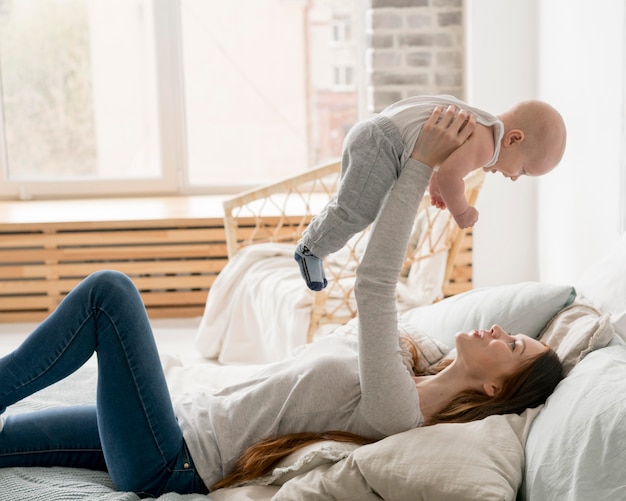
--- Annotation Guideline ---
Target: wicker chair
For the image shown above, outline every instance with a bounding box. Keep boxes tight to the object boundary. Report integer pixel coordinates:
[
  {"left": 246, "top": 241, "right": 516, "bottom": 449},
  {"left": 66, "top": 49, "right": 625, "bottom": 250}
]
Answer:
[{"left": 223, "top": 160, "right": 485, "bottom": 342}]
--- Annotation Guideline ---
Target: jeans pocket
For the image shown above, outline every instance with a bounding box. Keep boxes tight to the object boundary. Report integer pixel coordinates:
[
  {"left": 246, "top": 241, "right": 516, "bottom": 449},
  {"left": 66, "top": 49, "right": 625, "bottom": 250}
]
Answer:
[{"left": 168, "top": 439, "right": 209, "bottom": 495}]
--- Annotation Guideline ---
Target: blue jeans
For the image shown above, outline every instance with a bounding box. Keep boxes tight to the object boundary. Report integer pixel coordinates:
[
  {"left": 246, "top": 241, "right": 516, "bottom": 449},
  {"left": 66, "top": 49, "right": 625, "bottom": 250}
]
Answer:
[{"left": 0, "top": 270, "right": 209, "bottom": 496}]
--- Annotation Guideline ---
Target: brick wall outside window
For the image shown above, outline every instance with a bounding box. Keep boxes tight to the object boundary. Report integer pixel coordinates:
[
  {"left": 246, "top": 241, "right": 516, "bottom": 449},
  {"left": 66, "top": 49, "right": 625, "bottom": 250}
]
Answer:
[{"left": 366, "top": 0, "right": 464, "bottom": 112}]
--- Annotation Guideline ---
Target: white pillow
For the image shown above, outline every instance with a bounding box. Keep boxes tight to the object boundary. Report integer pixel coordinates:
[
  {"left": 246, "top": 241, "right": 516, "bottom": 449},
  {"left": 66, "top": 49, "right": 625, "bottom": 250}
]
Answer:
[
  {"left": 400, "top": 282, "right": 576, "bottom": 348},
  {"left": 576, "top": 233, "right": 626, "bottom": 341},
  {"left": 273, "top": 408, "right": 541, "bottom": 501},
  {"left": 332, "top": 316, "right": 451, "bottom": 375},
  {"left": 522, "top": 345, "right": 626, "bottom": 500},
  {"left": 538, "top": 299, "right": 615, "bottom": 375}
]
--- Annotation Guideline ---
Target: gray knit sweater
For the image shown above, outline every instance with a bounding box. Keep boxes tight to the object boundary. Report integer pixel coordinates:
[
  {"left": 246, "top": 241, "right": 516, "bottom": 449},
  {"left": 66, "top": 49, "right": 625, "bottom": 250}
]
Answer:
[{"left": 174, "top": 160, "right": 432, "bottom": 490}]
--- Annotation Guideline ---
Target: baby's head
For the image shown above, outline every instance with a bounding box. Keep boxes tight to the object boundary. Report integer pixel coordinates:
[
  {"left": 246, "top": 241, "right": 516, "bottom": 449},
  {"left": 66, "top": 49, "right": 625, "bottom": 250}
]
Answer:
[{"left": 487, "top": 100, "right": 566, "bottom": 181}]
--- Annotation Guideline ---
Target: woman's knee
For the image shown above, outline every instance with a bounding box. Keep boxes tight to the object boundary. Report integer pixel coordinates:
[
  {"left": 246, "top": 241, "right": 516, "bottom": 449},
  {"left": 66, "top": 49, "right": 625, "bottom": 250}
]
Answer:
[
  {"left": 86, "top": 270, "right": 136, "bottom": 293},
  {"left": 80, "top": 270, "right": 143, "bottom": 312}
]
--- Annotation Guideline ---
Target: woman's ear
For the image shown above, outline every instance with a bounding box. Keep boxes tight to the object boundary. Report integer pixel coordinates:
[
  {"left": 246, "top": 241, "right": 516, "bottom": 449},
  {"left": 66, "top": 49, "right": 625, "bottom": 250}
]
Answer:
[{"left": 483, "top": 382, "right": 500, "bottom": 397}]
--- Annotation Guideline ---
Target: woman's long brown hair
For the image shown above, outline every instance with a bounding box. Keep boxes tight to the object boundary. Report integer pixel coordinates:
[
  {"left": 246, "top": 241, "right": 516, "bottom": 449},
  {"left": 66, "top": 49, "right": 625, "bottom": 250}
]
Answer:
[
  {"left": 211, "top": 431, "right": 375, "bottom": 490},
  {"left": 211, "top": 337, "right": 563, "bottom": 490},
  {"left": 426, "top": 345, "right": 563, "bottom": 425}
]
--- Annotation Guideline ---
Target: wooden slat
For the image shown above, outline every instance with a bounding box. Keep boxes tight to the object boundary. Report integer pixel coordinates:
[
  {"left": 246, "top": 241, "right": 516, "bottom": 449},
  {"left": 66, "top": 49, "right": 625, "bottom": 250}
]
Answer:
[
  {"left": 0, "top": 259, "right": 227, "bottom": 281},
  {"left": 443, "top": 281, "right": 472, "bottom": 297},
  {"left": 141, "top": 290, "right": 208, "bottom": 307},
  {"left": 0, "top": 227, "right": 226, "bottom": 249},
  {"left": 0, "top": 303, "right": 210, "bottom": 323},
  {"left": 0, "top": 276, "right": 209, "bottom": 297},
  {"left": 452, "top": 250, "right": 473, "bottom": 267},
  {"left": 233, "top": 225, "right": 308, "bottom": 246},
  {"left": 0, "top": 295, "right": 51, "bottom": 310},
  {"left": 0, "top": 279, "right": 48, "bottom": 294},
  {"left": 144, "top": 305, "right": 207, "bottom": 319},
  {"left": 132, "top": 275, "right": 217, "bottom": 290},
  {"left": 0, "top": 311, "right": 50, "bottom": 323},
  {"left": 0, "top": 244, "right": 227, "bottom": 264}
]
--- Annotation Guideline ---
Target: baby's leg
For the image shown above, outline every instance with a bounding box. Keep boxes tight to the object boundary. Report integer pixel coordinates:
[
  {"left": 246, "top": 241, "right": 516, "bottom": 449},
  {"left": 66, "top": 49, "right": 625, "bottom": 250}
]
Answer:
[{"left": 296, "top": 116, "right": 403, "bottom": 290}]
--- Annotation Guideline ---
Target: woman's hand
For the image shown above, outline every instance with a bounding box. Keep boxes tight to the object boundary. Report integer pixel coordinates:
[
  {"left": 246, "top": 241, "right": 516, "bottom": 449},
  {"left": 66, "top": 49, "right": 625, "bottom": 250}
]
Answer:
[{"left": 410, "top": 104, "right": 476, "bottom": 168}]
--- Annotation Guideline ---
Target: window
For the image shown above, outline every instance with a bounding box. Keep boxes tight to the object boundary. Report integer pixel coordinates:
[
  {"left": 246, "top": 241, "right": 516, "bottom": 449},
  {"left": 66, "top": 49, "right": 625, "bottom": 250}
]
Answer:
[
  {"left": 0, "top": 0, "right": 365, "bottom": 199},
  {"left": 0, "top": 0, "right": 171, "bottom": 198},
  {"left": 333, "top": 66, "right": 355, "bottom": 87},
  {"left": 330, "top": 17, "right": 352, "bottom": 44},
  {"left": 181, "top": 0, "right": 364, "bottom": 189}
]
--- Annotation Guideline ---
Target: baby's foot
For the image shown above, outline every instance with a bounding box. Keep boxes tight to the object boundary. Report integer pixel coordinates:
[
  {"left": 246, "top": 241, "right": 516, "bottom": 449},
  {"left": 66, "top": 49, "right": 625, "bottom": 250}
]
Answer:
[{"left": 294, "top": 244, "right": 327, "bottom": 291}]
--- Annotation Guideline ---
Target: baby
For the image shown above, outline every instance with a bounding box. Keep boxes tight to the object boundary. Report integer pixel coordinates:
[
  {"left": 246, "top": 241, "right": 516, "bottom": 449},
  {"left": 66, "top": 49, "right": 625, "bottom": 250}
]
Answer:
[{"left": 295, "top": 94, "right": 566, "bottom": 291}]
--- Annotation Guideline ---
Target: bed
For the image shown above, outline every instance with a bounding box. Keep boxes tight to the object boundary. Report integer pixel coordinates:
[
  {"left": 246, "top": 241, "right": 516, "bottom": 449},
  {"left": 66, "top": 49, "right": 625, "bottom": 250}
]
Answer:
[
  {"left": 2, "top": 233, "right": 625, "bottom": 500},
  {"left": 3, "top": 155, "right": 626, "bottom": 501}
]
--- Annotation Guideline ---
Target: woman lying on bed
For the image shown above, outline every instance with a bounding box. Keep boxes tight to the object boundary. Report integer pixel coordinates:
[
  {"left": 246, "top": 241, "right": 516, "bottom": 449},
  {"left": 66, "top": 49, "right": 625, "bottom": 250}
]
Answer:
[{"left": 0, "top": 106, "right": 563, "bottom": 497}]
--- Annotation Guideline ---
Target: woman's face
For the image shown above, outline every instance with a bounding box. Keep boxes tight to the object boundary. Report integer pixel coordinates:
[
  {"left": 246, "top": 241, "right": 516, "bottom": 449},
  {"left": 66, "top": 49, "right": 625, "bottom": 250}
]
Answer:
[{"left": 455, "top": 324, "right": 547, "bottom": 395}]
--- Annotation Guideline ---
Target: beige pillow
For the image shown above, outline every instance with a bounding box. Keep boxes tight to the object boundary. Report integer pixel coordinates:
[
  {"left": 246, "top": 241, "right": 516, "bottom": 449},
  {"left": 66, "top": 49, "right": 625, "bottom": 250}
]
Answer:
[
  {"left": 274, "top": 408, "right": 540, "bottom": 501},
  {"left": 539, "top": 299, "right": 615, "bottom": 375},
  {"left": 353, "top": 408, "right": 539, "bottom": 501}
]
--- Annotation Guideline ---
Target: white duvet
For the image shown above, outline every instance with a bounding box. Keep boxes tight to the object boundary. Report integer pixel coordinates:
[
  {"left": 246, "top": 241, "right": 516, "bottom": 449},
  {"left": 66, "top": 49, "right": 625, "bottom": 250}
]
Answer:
[{"left": 195, "top": 243, "right": 313, "bottom": 364}]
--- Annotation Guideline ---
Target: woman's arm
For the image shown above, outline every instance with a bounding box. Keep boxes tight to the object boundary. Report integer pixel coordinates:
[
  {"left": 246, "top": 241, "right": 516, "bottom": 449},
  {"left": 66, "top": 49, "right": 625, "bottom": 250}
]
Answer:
[
  {"left": 355, "top": 161, "right": 432, "bottom": 433},
  {"left": 355, "top": 106, "right": 474, "bottom": 434}
]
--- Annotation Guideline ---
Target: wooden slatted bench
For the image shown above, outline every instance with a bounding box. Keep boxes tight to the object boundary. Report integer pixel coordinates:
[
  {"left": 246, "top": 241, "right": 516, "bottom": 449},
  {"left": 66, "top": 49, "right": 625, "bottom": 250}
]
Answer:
[{"left": 0, "top": 196, "right": 231, "bottom": 322}]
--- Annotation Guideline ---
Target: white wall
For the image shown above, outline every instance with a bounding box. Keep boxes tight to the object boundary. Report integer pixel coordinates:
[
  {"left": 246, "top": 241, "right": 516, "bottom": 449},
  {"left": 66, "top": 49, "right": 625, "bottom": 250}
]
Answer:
[
  {"left": 465, "top": 0, "right": 625, "bottom": 287},
  {"left": 537, "top": 1, "right": 625, "bottom": 284},
  {"left": 465, "top": 0, "right": 541, "bottom": 287}
]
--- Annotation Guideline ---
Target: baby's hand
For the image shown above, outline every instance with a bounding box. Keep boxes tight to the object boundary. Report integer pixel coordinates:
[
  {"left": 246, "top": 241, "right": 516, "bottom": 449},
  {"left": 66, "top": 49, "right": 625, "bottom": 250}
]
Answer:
[
  {"left": 453, "top": 206, "right": 479, "bottom": 229},
  {"left": 431, "top": 194, "right": 446, "bottom": 210},
  {"left": 428, "top": 175, "right": 447, "bottom": 209}
]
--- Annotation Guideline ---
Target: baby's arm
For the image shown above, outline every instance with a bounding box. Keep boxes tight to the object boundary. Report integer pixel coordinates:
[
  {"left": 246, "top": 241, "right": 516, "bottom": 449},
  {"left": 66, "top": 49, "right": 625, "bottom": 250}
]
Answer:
[{"left": 434, "top": 123, "right": 495, "bottom": 228}]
